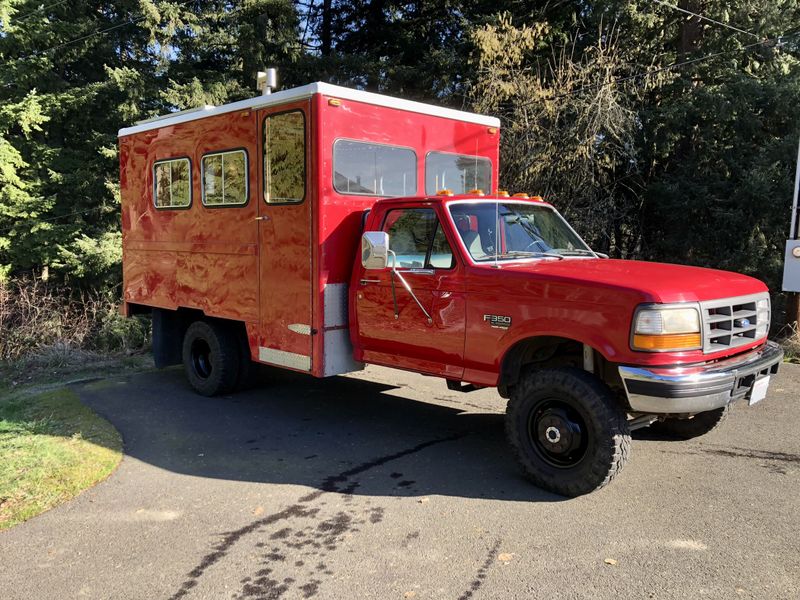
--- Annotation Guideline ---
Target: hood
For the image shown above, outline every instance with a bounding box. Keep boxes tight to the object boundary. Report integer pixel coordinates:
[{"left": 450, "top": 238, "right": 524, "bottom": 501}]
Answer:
[{"left": 498, "top": 258, "right": 767, "bottom": 303}]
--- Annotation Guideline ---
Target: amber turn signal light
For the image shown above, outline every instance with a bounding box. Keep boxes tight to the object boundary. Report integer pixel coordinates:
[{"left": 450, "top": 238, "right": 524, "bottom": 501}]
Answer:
[{"left": 632, "top": 333, "right": 701, "bottom": 351}]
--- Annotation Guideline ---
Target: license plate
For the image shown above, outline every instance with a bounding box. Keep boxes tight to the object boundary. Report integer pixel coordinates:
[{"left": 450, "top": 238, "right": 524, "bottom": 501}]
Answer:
[{"left": 749, "top": 376, "right": 770, "bottom": 406}]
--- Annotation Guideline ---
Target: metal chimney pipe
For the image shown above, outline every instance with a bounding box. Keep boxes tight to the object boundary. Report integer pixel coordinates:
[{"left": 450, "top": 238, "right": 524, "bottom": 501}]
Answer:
[{"left": 257, "top": 68, "right": 279, "bottom": 96}]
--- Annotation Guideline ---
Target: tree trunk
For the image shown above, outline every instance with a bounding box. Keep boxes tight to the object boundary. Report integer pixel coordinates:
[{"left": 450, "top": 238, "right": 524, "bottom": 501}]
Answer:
[
  {"left": 678, "top": 0, "right": 703, "bottom": 58},
  {"left": 321, "top": 0, "right": 332, "bottom": 56}
]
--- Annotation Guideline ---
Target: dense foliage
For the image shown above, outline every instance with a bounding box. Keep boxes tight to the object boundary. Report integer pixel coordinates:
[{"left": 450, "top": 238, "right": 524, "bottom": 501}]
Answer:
[{"left": 0, "top": 1, "right": 799, "bottom": 317}]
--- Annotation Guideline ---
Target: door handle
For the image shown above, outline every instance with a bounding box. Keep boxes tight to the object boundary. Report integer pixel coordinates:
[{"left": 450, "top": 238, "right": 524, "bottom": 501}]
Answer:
[
  {"left": 255, "top": 215, "right": 270, "bottom": 221},
  {"left": 360, "top": 279, "right": 381, "bottom": 285}
]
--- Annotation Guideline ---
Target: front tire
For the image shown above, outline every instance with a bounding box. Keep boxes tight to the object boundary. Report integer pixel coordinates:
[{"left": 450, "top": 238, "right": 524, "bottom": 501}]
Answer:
[
  {"left": 649, "top": 405, "right": 730, "bottom": 440},
  {"left": 505, "top": 367, "right": 631, "bottom": 497},
  {"left": 182, "top": 320, "right": 240, "bottom": 397}
]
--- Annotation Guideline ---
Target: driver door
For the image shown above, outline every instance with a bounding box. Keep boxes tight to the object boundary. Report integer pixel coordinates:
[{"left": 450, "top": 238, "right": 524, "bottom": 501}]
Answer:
[{"left": 355, "top": 205, "right": 466, "bottom": 378}]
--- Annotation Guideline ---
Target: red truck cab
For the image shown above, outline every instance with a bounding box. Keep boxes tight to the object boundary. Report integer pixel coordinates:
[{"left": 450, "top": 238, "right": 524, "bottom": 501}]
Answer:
[{"left": 119, "top": 82, "right": 782, "bottom": 497}]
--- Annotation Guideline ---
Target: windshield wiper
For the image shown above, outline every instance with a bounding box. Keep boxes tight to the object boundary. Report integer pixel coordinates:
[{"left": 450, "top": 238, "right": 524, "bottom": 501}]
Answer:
[
  {"left": 556, "top": 249, "right": 597, "bottom": 256},
  {"left": 481, "top": 251, "right": 565, "bottom": 261}
]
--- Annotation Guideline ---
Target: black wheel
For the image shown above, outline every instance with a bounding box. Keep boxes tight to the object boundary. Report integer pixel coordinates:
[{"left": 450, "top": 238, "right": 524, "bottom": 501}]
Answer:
[
  {"left": 505, "top": 367, "right": 631, "bottom": 497},
  {"left": 649, "top": 405, "right": 730, "bottom": 440},
  {"left": 182, "top": 320, "right": 239, "bottom": 396}
]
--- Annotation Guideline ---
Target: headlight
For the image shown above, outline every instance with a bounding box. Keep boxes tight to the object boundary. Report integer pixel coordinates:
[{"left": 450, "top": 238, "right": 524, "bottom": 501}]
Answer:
[{"left": 632, "top": 306, "right": 702, "bottom": 351}]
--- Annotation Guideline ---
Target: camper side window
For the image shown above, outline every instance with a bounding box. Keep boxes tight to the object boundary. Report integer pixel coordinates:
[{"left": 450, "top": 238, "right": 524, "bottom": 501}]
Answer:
[
  {"left": 202, "top": 149, "right": 248, "bottom": 206},
  {"left": 154, "top": 158, "right": 191, "bottom": 209},
  {"left": 264, "top": 111, "right": 305, "bottom": 204},
  {"left": 425, "top": 152, "right": 492, "bottom": 195},
  {"left": 333, "top": 140, "right": 417, "bottom": 197}
]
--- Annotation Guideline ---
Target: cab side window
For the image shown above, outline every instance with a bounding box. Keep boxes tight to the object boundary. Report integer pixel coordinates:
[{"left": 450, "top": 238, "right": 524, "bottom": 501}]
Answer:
[{"left": 382, "top": 208, "right": 454, "bottom": 269}]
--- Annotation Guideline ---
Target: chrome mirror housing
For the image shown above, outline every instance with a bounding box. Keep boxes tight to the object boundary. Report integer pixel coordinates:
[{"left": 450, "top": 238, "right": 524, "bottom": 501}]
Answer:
[{"left": 361, "top": 231, "right": 390, "bottom": 270}]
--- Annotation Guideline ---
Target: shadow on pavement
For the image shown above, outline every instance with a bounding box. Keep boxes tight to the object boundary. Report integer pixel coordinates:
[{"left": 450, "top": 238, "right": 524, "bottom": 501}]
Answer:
[{"left": 75, "top": 367, "right": 566, "bottom": 504}]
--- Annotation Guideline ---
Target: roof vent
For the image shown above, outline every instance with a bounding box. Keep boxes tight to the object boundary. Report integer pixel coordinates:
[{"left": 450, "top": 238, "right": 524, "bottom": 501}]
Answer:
[{"left": 257, "top": 68, "right": 278, "bottom": 95}]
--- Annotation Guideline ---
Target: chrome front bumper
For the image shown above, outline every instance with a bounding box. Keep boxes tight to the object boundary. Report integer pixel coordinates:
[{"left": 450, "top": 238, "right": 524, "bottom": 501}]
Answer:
[{"left": 618, "top": 341, "right": 784, "bottom": 414}]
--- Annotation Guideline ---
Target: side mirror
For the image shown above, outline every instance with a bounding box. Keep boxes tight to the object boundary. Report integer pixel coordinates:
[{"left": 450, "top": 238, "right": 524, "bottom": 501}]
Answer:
[{"left": 361, "top": 231, "right": 390, "bottom": 270}]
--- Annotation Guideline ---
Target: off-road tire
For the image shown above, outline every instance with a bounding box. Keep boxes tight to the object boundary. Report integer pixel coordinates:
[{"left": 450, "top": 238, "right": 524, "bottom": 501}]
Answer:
[
  {"left": 505, "top": 367, "right": 631, "bottom": 497},
  {"left": 182, "top": 320, "right": 240, "bottom": 396},
  {"left": 649, "top": 405, "right": 730, "bottom": 440}
]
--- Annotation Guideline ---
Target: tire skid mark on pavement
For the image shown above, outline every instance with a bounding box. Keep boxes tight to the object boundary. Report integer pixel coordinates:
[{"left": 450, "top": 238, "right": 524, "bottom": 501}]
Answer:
[
  {"left": 658, "top": 444, "right": 800, "bottom": 474},
  {"left": 169, "top": 433, "right": 467, "bottom": 600},
  {"left": 456, "top": 539, "right": 502, "bottom": 600},
  {"left": 700, "top": 445, "right": 800, "bottom": 464}
]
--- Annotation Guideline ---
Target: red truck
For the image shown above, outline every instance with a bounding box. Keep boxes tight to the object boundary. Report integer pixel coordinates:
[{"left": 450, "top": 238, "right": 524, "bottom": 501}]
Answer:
[{"left": 119, "top": 81, "right": 783, "bottom": 497}]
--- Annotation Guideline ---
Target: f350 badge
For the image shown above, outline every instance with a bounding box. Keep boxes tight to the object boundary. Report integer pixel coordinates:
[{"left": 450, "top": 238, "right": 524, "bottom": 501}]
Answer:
[{"left": 483, "top": 314, "right": 512, "bottom": 329}]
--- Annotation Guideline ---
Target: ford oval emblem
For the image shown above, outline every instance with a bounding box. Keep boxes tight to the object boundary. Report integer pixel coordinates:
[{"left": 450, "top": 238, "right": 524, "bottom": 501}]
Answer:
[{"left": 735, "top": 318, "right": 751, "bottom": 327}]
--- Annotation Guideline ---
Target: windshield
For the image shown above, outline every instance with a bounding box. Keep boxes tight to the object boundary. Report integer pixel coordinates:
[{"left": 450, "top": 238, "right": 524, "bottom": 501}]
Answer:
[{"left": 448, "top": 202, "right": 592, "bottom": 262}]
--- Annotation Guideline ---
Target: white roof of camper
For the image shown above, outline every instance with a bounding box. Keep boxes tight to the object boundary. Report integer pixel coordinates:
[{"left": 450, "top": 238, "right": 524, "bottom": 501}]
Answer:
[{"left": 117, "top": 82, "right": 500, "bottom": 137}]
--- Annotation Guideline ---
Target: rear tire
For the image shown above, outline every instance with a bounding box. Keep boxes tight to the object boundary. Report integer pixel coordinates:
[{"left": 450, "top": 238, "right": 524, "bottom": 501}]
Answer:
[
  {"left": 182, "top": 320, "right": 240, "bottom": 396},
  {"left": 505, "top": 367, "right": 631, "bottom": 497},
  {"left": 649, "top": 405, "right": 730, "bottom": 440}
]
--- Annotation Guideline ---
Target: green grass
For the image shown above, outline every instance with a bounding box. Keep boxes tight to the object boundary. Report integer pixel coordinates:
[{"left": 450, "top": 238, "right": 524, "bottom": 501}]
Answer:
[{"left": 0, "top": 387, "right": 122, "bottom": 530}]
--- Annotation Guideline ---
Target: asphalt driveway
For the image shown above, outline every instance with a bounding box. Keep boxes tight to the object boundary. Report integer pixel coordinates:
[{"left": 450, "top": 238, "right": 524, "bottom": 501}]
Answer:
[{"left": 1, "top": 362, "right": 798, "bottom": 599}]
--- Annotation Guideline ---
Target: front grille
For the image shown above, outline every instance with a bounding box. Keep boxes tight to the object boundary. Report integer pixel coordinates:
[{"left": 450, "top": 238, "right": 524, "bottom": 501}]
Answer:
[{"left": 700, "top": 293, "right": 770, "bottom": 353}]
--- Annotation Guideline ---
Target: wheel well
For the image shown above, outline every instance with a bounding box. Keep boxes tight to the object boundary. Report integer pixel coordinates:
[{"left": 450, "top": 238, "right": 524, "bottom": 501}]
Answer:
[
  {"left": 151, "top": 307, "right": 249, "bottom": 368},
  {"left": 498, "top": 336, "right": 585, "bottom": 398}
]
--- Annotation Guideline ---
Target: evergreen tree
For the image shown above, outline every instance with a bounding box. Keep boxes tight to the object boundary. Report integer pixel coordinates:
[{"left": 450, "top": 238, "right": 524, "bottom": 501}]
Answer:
[{"left": 0, "top": 0, "right": 300, "bottom": 286}]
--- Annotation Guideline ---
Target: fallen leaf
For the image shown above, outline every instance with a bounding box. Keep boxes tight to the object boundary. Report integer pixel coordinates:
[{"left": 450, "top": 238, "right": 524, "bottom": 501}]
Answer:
[
  {"left": 604, "top": 558, "right": 618, "bottom": 566},
  {"left": 253, "top": 506, "right": 264, "bottom": 516},
  {"left": 498, "top": 553, "right": 514, "bottom": 563},
  {"left": 735, "top": 588, "right": 746, "bottom": 595},
  {"left": 404, "top": 592, "right": 416, "bottom": 599}
]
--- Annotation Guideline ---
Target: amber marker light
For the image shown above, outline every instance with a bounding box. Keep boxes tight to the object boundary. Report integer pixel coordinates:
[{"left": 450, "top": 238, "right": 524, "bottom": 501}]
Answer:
[
  {"left": 436, "top": 189, "right": 454, "bottom": 196},
  {"left": 468, "top": 188, "right": 485, "bottom": 196},
  {"left": 497, "top": 190, "right": 510, "bottom": 197},
  {"left": 531, "top": 195, "right": 544, "bottom": 202},
  {"left": 512, "top": 192, "right": 530, "bottom": 199},
  {"left": 328, "top": 98, "right": 342, "bottom": 106},
  {"left": 488, "top": 127, "right": 498, "bottom": 134}
]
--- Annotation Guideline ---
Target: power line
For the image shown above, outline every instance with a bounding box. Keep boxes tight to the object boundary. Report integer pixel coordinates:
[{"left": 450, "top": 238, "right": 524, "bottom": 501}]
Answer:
[
  {"left": 15, "top": 0, "right": 198, "bottom": 61},
  {"left": 8, "top": 0, "right": 70, "bottom": 24},
  {"left": 652, "top": 0, "right": 760, "bottom": 40},
  {"left": 22, "top": 15, "right": 149, "bottom": 59},
  {"left": 546, "top": 31, "right": 798, "bottom": 101}
]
